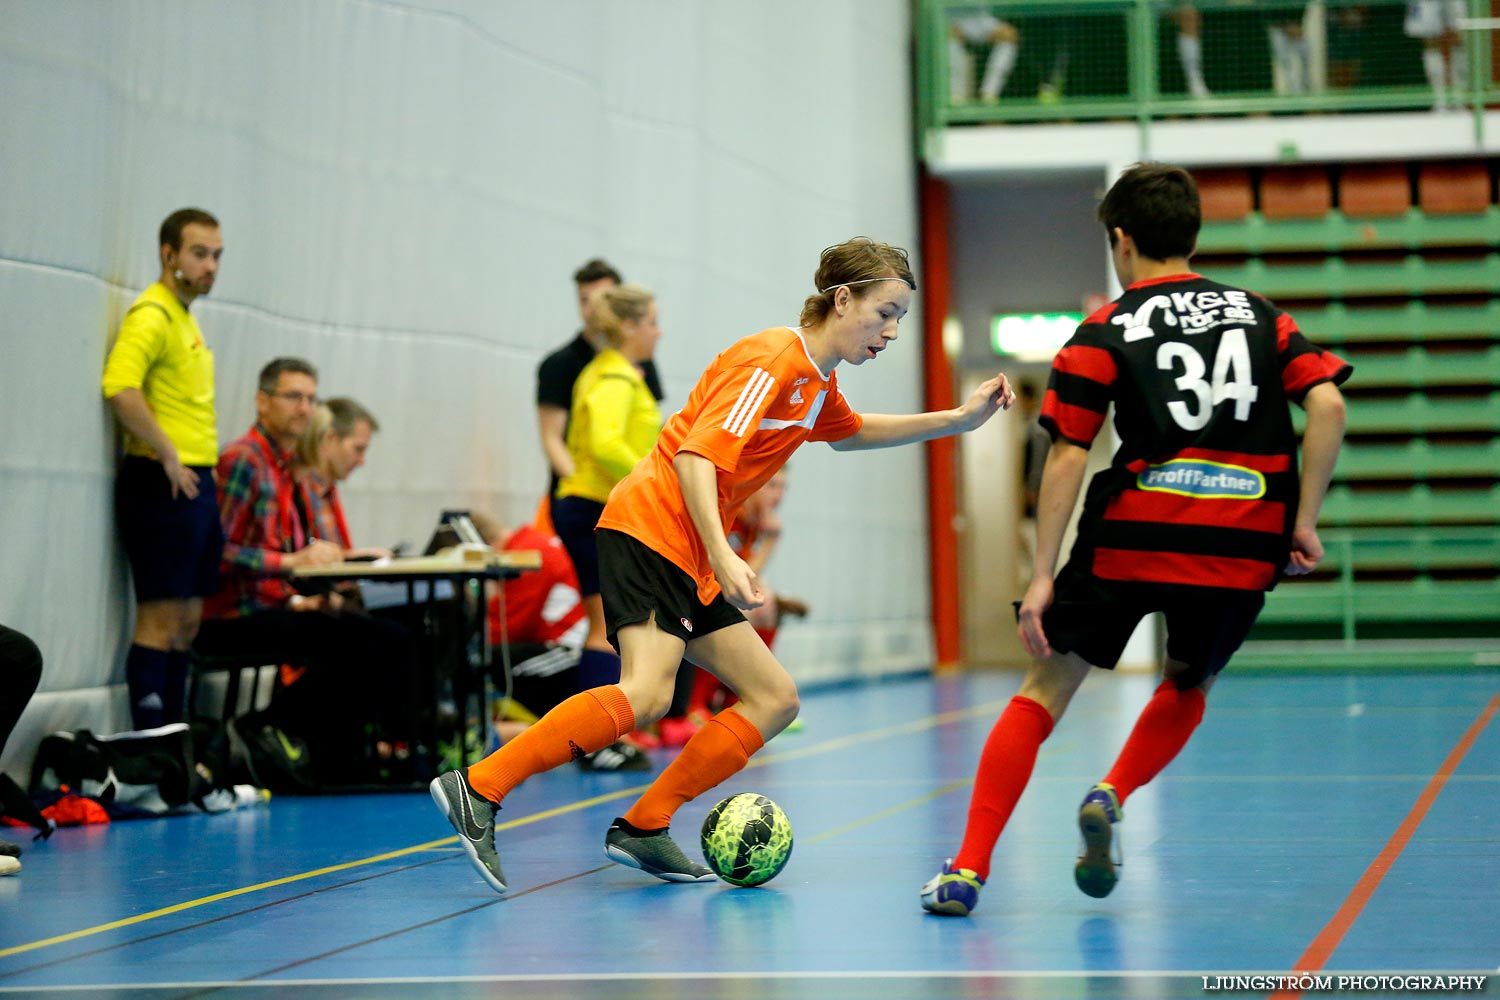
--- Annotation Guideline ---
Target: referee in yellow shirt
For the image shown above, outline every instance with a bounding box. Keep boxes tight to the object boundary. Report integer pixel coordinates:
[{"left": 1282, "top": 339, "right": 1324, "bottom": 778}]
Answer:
[{"left": 102, "top": 208, "right": 224, "bottom": 730}]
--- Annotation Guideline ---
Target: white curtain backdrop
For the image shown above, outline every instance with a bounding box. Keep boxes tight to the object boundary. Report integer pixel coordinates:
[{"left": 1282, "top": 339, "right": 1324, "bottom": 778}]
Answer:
[{"left": 0, "top": 0, "right": 931, "bottom": 777}]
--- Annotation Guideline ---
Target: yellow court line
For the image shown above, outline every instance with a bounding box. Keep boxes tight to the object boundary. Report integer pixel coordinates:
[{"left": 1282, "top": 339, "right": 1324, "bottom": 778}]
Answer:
[
  {"left": 804, "top": 779, "right": 975, "bottom": 846},
  {"left": 0, "top": 697, "right": 1009, "bottom": 961},
  {"left": 0, "top": 838, "right": 455, "bottom": 959},
  {"left": 751, "top": 700, "right": 1006, "bottom": 769}
]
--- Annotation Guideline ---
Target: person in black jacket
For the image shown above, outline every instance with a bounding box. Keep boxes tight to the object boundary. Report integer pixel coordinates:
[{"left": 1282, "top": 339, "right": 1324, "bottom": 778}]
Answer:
[{"left": 0, "top": 624, "right": 45, "bottom": 872}]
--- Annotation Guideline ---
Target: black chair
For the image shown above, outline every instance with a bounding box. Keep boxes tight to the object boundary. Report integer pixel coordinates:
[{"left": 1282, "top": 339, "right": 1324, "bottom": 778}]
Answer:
[{"left": 187, "top": 650, "right": 277, "bottom": 721}]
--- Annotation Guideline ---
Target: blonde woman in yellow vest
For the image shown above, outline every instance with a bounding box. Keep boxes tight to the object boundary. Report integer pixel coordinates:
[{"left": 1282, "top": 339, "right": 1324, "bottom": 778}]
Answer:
[{"left": 551, "top": 284, "right": 663, "bottom": 770}]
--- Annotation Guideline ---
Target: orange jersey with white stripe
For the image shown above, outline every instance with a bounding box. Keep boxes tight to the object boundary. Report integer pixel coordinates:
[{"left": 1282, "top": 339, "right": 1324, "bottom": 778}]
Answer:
[{"left": 598, "top": 327, "right": 862, "bottom": 602}]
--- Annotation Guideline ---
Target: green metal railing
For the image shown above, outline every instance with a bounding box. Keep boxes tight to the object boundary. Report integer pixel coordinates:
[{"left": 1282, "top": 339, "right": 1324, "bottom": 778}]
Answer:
[
  {"left": 1239, "top": 527, "right": 1500, "bottom": 669},
  {"left": 918, "top": 0, "right": 1500, "bottom": 139}
]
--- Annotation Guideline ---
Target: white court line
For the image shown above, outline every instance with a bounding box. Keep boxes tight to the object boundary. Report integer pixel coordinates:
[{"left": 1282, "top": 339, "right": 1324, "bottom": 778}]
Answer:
[{"left": 1, "top": 968, "right": 1493, "bottom": 991}]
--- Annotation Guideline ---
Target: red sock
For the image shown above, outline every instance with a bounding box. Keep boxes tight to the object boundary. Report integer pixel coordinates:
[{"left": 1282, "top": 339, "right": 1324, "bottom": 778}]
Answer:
[
  {"left": 623, "top": 707, "right": 764, "bottom": 831},
  {"left": 687, "top": 667, "right": 718, "bottom": 716},
  {"left": 466, "top": 686, "right": 634, "bottom": 803},
  {"left": 1103, "top": 679, "right": 1206, "bottom": 805},
  {"left": 951, "top": 695, "right": 1055, "bottom": 881}
]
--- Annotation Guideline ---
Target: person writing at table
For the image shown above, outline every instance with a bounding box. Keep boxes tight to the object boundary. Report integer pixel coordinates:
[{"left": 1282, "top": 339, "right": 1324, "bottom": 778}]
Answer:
[
  {"left": 195, "top": 358, "right": 415, "bottom": 785},
  {"left": 295, "top": 397, "right": 391, "bottom": 565}
]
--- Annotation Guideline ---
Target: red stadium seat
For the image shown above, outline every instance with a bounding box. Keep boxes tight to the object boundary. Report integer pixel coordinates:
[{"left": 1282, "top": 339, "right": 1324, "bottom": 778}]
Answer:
[
  {"left": 1418, "top": 161, "right": 1493, "bottom": 215},
  {"left": 1260, "top": 166, "right": 1333, "bottom": 220},
  {"left": 1341, "top": 164, "right": 1411, "bottom": 218},
  {"left": 1194, "top": 168, "right": 1253, "bottom": 221}
]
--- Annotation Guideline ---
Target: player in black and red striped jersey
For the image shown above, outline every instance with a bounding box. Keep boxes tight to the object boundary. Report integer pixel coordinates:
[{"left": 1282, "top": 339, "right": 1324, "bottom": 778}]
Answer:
[{"left": 922, "top": 162, "right": 1351, "bottom": 917}]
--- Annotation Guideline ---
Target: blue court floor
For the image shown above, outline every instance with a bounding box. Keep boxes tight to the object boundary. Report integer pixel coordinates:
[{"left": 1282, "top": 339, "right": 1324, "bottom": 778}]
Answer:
[{"left": 0, "top": 669, "right": 1496, "bottom": 1000}]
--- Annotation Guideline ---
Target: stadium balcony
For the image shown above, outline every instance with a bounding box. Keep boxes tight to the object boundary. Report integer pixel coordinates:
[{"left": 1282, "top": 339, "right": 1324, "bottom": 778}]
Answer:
[{"left": 917, "top": 0, "right": 1500, "bottom": 174}]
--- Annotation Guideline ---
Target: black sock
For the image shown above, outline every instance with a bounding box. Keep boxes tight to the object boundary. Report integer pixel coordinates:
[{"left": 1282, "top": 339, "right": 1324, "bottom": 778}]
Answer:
[
  {"left": 126, "top": 644, "right": 169, "bottom": 730},
  {"left": 164, "top": 651, "right": 190, "bottom": 722}
]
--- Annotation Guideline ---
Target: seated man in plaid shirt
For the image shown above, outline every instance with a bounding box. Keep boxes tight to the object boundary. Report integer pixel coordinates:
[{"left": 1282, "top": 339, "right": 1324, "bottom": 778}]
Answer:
[{"left": 195, "top": 357, "right": 416, "bottom": 786}]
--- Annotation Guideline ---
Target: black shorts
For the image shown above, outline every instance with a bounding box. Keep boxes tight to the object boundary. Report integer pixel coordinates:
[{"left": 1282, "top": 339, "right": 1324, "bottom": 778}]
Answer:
[
  {"left": 1032, "top": 561, "right": 1265, "bottom": 687},
  {"left": 552, "top": 495, "right": 605, "bottom": 596},
  {"left": 596, "top": 529, "right": 746, "bottom": 650},
  {"left": 115, "top": 456, "right": 223, "bottom": 602}
]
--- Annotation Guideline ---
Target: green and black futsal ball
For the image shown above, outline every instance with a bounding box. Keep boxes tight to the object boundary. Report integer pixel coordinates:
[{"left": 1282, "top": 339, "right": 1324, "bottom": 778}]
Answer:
[{"left": 700, "top": 793, "right": 793, "bottom": 887}]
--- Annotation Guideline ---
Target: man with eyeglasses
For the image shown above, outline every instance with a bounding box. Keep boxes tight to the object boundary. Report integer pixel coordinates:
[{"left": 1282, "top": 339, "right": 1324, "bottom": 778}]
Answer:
[
  {"left": 206, "top": 357, "right": 344, "bottom": 618},
  {"left": 103, "top": 208, "right": 228, "bottom": 730},
  {"left": 197, "top": 358, "right": 415, "bottom": 787}
]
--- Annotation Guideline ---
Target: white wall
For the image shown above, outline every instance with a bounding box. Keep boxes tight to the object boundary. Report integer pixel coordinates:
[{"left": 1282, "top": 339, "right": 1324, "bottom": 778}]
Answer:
[{"left": 0, "top": 0, "right": 929, "bottom": 779}]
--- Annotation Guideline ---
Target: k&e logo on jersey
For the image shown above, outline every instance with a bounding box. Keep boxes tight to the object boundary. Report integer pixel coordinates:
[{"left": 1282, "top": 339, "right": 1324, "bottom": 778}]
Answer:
[
  {"left": 1111, "top": 289, "right": 1259, "bottom": 342},
  {"left": 1137, "top": 459, "right": 1265, "bottom": 499}
]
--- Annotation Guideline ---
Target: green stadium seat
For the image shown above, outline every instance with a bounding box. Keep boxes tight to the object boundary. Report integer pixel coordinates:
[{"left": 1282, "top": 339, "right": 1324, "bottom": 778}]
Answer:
[
  {"left": 1293, "top": 301, "right": 1500, "bottom": 344},
  {"left": 1311, "top": 527, "right": 1500, "bottom": 572},
  {"left": 1196, "top": 210, "right": 1500, "bottom": 257},
  {"left": 1330, "top": 347, "right": 1500, "bottom": 390},
  {"left": 1334, "top": 438, "right": 1500, "bottom": 480},
  {"left": 1207, "top": 254, "right": 1500, "bottom": 298},
  {"left": 1320, "top": 484, "right": 1500, "bottom": 527},
  {"left": 1257, "top": 578, "right": 1500, "bottom": 623}
]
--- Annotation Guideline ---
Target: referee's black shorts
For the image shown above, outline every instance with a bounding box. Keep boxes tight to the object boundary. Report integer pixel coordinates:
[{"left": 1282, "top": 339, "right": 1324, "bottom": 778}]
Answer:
[
  {"left": 596, "top": 529, "right": 746, "bottom": 650},
  {"left": 115, "top": 455, "right": 223, "bottom": 602}
]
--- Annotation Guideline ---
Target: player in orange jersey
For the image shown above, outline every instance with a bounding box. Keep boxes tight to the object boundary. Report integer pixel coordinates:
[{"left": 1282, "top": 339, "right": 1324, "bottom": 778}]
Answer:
[{"left": 430, "top": 237, "right": 1015, "bottom": 893}]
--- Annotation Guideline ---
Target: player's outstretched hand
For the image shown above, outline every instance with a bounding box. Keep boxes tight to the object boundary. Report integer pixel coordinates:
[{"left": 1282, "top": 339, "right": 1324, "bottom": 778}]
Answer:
[
  {"left": 1017, "top": 576, "right": 1055, "bottom": 659},
  {"left": 959, "top": 373, "right": 1016, "bottom": 432},
  {"left": 1286, "top": 525, "right": 1324, "bottom": 576}
]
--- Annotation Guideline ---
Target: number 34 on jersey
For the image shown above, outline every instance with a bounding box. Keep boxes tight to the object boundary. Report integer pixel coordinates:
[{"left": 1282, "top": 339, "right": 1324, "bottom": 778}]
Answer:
[{"left": 1156, "top": 328, "right": 1260, "bottom": 431}]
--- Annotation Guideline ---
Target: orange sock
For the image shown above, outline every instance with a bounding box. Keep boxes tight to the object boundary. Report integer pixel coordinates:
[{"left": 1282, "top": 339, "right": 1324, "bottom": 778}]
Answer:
[
  {"left": 623, "top": 707, "right": 764, "bottom": 831},
  {"left": 1103, "top": 679, "right": 1206, "bottom": 805},
  {"left": 466, "top": 686, "right": 634, "bottom": 803}
]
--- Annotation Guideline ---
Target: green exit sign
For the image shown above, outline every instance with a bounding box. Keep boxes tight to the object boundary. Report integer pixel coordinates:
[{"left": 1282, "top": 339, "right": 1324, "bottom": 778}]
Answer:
[{"left": 990, "top": 312, "right": 1081, "bottom": 360}]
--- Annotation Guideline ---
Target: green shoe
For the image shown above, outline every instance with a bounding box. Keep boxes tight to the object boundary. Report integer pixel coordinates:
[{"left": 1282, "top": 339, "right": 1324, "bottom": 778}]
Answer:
[
  {"left": 604, "top": 818, "right": 715, "bottom": 882},
  {"left": 430, "top": 769, "right": 506, "bottom": 893}
]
